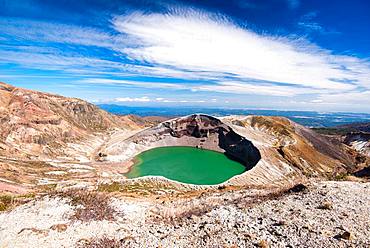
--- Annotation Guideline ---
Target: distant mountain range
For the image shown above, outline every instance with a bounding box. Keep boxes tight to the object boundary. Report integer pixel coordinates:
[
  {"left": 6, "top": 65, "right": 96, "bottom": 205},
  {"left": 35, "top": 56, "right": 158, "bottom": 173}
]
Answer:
[{"left": 99, "top": 104, "right": 370, "bottom": 128}]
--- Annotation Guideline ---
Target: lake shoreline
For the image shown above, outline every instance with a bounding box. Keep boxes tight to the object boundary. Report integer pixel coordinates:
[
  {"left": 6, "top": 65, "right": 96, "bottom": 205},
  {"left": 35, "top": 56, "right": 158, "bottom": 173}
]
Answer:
[{"left": 124, "top": 146, "right": 245, "bottom": 185}]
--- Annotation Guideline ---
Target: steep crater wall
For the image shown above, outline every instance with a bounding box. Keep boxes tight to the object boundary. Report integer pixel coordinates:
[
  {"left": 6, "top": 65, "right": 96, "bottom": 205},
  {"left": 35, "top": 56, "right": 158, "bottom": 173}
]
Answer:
[{"left": 122, "top": 114, "right": 261, "bottom": 170}]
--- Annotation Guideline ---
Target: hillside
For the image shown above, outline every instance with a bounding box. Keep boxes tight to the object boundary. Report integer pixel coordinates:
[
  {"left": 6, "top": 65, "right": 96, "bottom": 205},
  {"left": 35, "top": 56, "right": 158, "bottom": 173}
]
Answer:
[
  {"left": 1, "top": 181, "right": 369, "bottom": 247},
  {"left": 0, "top": 83, "right": 367, "bottom": 194},
  {"left": 94, "top": 114, "right": 365, "bottom": 187},
  {"left": 312, "top": 121, "right": 370, "bottom": 158},
  {"left": 313, "top": 122, "right": 370, "bottom": 135},
  {"left": 0, "top": 83, "right": 369, "bottom": 247},
  {"left": 0, "top": 82, "right": 145, "bottom": 160}
]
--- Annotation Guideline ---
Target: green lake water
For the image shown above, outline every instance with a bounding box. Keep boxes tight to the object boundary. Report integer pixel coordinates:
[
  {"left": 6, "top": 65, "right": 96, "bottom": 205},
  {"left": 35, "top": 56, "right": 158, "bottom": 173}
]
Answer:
[{"left": 125, "top": 146, "right": 246, "bottom": 185}]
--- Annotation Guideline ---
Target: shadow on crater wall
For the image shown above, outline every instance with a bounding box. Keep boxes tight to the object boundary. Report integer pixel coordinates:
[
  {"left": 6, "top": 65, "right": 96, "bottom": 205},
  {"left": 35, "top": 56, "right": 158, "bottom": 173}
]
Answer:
[
  {"left": 217, "top": 127, "right": 261, "bottom": 170},
  {"left": 164, "top": 114, "right": 261, "bottom": 170}
]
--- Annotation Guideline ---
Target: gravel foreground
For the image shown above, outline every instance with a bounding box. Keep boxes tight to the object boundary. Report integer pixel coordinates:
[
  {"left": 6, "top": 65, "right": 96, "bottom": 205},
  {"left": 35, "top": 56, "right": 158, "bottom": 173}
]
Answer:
[{"left": 0, "top": 181, "right": 369, "bottom": 248}]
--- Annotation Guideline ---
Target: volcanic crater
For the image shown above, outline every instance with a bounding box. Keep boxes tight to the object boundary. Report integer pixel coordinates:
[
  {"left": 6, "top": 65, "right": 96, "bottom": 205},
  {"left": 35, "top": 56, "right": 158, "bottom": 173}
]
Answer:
[{"left": 100, "top": 114, "right": 262, "bottom": 183}]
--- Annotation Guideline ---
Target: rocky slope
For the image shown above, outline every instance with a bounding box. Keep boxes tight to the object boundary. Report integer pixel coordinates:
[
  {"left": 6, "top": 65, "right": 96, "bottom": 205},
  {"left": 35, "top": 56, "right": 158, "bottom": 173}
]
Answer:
[
  {"left": 0, "top": 181, "right": 369, "bottom": 247},
  {"left": 0, "top": 82, "right": 367, "bottom": 193},
  {"left": 344, "top": 132, "right": 370, "bottom": 157},
  {"left": 313, "top": 122, "right": 370, "bottom": 156},
  {"left": 335, "top": 122, "right": 370, "bottom": 133},
  {"left": 99, "top": 115, "right": 261, "bottom": 169},
  {"left": 99, "top": 114, "right": 364, "bottom": 187},
  {"left": 0, "top": 82, "right": 144, "bottom": 160},
  {"left": 0, "top": 82, "right": 147, "bottom": 193},
  {"left": 312, "top": 122, "right": 370, "bottom": 177},
  {"left": 0, "top": 83, "right": 369, "bottom": 247},
  {"left": 224, "top": 115, "right": 367, "bottom": 184}
]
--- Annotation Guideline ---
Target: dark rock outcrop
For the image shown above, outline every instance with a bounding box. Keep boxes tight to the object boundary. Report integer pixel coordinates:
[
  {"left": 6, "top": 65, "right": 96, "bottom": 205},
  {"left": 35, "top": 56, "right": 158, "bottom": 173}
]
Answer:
[
  {"left": 162, "top": 114, "right": 261, "bottom": 170},
  {"left": 344, "top": 132, "right": 370, "bottom": 145}
]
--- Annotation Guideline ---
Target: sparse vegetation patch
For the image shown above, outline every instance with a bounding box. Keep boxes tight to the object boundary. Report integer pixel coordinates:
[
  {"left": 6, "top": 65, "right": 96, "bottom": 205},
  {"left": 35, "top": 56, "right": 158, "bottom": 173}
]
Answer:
[
  {"left": 78, "top": 236, "right": 121, "bottom": 248},
  {"left": 0, "top": 193, "right": 35, "bottom": 212},
  {"left": 56, "top": 190, "right": 116, "bottom": 222},
  {"left": 0, "top": 194, "right": 12, "bottom": 211},
  {"left": 97, "top": 182, "right": 121, "bottom": 192}
]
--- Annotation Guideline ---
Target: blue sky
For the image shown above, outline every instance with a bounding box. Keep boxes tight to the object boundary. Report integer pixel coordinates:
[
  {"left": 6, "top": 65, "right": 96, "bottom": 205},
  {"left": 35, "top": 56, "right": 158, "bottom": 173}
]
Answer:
[{"left": 0, "top": 0, "right": 369, "bottom": 112}]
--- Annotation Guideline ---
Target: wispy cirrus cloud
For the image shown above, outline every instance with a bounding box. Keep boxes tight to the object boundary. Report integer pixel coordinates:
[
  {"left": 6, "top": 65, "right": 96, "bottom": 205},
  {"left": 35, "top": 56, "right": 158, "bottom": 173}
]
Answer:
[
  {"left": 100, "top": 96, "right": 208, "bottom": 104},
  {"left": 112, "top": 9, "right": 369, "bottom": 92},
  {"left": 192, "top": 81, "right": 325, "bottom": 96},
  {"left": 2, "top": 10, "right": 369, "bottom": 94},
  {"left": 297, "top": 12, "right": 340, "bottom": 35},
  {"left": 80, "top": 78, "right": 189, "bottom": 90},
  {"left": 0, "top": 8, "right": 369, "bottom": 111},
  {"left": 80, "top": 78, "right": 340, "bottom": 97},
  {"left": 315, "top": 90, "right": 370, "bottom": 106},
  {"left": 0, "top": 19, "right": 125, "bottom": 49},
  {"left": 115, "top": 96, "right": 151, "bottom": 102}
]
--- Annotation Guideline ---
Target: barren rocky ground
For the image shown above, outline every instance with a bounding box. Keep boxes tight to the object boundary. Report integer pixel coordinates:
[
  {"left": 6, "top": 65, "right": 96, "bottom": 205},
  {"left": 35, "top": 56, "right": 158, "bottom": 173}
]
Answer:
[
  {"left": 1, "top": 83, "right": 369, "bottom": 247},
  {"left": 0, "top": 180, "right": 369, "bottom": 247}
]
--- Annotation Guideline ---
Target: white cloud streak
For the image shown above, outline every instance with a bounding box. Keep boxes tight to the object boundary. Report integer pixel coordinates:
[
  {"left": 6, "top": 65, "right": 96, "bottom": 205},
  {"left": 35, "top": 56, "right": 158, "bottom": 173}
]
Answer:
[
  {"left": 1, "top": 9, "right": 370, "bottom": 111},
  {"left": 80, "top": 78, "right": 325, "bottom": 97},
  {"left": 316, "top": 91, "right": 370, "bottom": 106},
  {"left": 115, "top": 96, "right": 151, "bottom": 102},
  {"left": 81, "top": 78, "right": 188, "bottom": 90},
  {"left": 112, "top": 10, "right": 370, "bottom": 93},
  {"left": 112, "top": 96, "right": 207, "bottom": 103},
  {"left": 0, "top": 19, "right": 126, "bottom": 50}
]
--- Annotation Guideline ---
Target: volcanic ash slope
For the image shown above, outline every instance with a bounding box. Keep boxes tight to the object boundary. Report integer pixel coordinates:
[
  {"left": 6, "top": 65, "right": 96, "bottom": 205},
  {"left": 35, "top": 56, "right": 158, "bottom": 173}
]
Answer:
[{"left": 98, "top": 114, "right": 361, "bottom": 186}]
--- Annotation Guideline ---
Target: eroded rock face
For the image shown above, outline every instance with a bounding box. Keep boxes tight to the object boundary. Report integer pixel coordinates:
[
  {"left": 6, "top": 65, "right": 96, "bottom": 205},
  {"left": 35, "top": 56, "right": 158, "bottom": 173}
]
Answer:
[
  {"left": 0, "top": 82, "right": 144, "bottom": 159},
  {"left": 162, "top": 115, "right": 261, "bottom": 169},
  {"left": 344, "top": 132, "right": 370, "bottom": 157},
  {"left": 100, "top": 114, "right": 261, "bottom": 172}
]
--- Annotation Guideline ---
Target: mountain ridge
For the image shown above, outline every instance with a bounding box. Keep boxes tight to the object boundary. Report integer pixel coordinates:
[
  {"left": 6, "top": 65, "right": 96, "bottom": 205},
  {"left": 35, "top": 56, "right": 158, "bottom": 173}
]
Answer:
[
  {"left": 0, "top": 82, "right": 367, "bottom": 194},
  {"left": 0, "top": 82, "right": 147, "bottom": 160}
]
